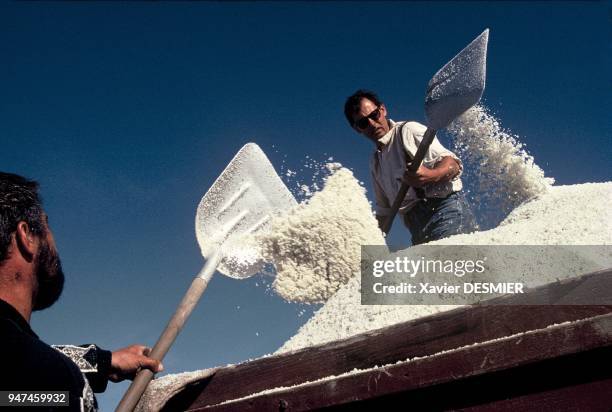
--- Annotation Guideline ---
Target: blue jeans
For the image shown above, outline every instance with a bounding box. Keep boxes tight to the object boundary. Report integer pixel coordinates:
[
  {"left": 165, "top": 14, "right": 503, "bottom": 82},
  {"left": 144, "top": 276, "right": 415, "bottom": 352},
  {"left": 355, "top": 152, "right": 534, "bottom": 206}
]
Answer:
[{"left": 402, "top": 192, "right": 477, "bottom": 245}]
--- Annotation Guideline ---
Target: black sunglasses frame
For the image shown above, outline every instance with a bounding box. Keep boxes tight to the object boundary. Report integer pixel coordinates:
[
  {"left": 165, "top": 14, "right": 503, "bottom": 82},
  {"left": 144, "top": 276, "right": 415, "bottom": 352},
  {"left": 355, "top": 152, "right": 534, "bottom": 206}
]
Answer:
[{"left": 354, "top": 106, "right": 382, "bottom": 130}]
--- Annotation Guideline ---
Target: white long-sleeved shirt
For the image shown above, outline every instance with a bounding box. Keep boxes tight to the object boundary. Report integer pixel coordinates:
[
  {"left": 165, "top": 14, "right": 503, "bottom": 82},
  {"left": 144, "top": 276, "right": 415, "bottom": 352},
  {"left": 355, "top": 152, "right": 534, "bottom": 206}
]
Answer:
[{"left": 370, "top": 120, "right": 463, "bottom": 216}]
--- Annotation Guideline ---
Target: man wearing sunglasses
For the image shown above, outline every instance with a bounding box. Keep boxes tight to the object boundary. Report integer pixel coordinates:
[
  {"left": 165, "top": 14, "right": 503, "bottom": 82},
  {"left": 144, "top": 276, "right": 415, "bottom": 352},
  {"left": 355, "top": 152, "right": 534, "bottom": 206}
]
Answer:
[{"left": 344, "top": 90, "right": 477, "bottom": 245}]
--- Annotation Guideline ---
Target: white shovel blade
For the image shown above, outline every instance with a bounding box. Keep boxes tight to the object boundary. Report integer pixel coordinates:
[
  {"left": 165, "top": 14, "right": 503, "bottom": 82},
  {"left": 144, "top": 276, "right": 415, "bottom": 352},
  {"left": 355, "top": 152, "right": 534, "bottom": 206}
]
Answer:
[
  {"left": 425, "top": 28, "right": 489, "bottom": 130},
  {"left": 195, "top": 143, "right": 296, "bottom": 279}
]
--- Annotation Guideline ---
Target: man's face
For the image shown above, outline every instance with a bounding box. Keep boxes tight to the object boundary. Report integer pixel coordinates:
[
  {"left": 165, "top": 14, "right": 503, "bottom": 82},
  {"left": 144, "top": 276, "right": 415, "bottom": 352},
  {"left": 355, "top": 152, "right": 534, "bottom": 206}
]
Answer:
[
  {"left": 351, "top": 98, "right": 390, "bottom": 143},
  {"left": 32, "top": 217, "right": 64, "bottom": 311}
]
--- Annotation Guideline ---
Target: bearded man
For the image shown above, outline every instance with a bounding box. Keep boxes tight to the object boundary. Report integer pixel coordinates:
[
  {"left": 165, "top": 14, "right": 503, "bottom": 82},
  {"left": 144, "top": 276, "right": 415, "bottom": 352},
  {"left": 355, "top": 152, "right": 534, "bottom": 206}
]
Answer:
[{"left": 0, "top": 172, "right": 162, "bottom": 411}]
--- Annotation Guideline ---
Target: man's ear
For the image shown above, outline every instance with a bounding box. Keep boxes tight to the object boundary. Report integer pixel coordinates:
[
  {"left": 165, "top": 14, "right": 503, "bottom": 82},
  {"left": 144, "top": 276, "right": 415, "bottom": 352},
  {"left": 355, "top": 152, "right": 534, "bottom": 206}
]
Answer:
[
  {"left": 15, "top": 222, "right": 38, "bottom": 261},
  {"left": 380, "top": 104, "right": 388, "bottom": 117}
]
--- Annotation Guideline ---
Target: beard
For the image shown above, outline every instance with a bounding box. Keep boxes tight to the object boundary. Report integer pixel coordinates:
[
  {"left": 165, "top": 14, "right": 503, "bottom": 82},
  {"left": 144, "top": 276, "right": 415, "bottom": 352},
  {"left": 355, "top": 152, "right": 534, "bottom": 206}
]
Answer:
[{"left": 32, "top": 238, "right": 65, "bottom": 311}]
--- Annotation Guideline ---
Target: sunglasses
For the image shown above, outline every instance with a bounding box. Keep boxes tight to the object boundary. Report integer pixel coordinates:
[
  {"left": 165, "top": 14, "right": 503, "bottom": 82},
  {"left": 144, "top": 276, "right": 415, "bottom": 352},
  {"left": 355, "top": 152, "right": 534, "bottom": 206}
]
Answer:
[{"left": 354, "top": 107, "right": 382, "bottom": 130}]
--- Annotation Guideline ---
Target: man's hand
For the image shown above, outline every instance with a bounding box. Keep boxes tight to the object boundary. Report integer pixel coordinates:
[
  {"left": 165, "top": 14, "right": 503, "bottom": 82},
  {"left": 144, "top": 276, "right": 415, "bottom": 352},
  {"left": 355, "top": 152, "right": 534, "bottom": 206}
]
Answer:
[
  {"left": 402, "top": 165, "right": 439, "bottom": 188},
  {"left": 402, "top": 157, "right": 460, "bottom": 188},
  {"left": 109, "top": 345, "right": 163, "bottom": 382}
]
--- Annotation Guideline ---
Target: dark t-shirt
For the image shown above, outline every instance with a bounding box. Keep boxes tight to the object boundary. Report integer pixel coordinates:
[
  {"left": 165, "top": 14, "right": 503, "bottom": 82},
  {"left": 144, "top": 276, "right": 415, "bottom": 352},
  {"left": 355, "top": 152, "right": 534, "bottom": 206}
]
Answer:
[{"left": 0, "top": 299, "right": 109, "bottom": 411}]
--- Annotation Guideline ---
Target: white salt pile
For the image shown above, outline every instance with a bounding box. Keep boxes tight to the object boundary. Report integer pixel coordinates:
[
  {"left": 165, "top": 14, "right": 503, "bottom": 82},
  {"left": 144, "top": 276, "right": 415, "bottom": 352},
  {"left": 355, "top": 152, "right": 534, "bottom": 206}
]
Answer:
[
  {"left": 253, "top": 164, "right": 386, "bottom": 303},
  {"left": 277, "top": 181, "right": 612, "bottom": 353},
  {"left": 448, "top": 105, "right": 555, "bottom": 227}
]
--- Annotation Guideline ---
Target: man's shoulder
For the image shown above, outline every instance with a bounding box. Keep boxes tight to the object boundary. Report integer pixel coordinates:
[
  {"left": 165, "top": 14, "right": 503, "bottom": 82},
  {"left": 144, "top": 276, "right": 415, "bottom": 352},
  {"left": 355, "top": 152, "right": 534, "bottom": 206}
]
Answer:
[
  {"left": 396, "top": 121, "right": 427, "bottom": 136},
  {"left": 0, "top": 318, "right": 85, "bottom": 390}
]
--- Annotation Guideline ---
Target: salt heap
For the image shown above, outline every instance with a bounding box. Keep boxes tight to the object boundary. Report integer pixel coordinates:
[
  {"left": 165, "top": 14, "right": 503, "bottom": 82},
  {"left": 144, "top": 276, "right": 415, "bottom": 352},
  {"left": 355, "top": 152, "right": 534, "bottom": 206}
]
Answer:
[
  {"left": 255, "top": 164, "right": 386, "bottom": 303},
  {"left": 277, "top": 181, "right": 612, "bottom": 353}
]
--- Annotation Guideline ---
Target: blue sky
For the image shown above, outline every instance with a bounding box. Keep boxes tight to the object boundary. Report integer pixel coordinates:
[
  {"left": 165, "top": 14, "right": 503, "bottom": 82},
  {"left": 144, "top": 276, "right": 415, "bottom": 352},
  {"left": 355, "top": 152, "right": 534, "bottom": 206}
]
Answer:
[{"left": 1, "top": 2, "right": 610, "bottom": 409}]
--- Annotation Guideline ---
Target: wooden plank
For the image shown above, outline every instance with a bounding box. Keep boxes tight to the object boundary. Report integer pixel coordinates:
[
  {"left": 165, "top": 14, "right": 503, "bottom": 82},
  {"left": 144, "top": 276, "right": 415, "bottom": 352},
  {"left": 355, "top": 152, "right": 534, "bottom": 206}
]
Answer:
[
  {"left": 195, "top": 312, "right": 612, "bottom": 411},
  {"left": 172, "top": 269, "right": 612, "bottom": 409},
  {"left": 458, "top": 379, "right": 612, "bottom": 412}
]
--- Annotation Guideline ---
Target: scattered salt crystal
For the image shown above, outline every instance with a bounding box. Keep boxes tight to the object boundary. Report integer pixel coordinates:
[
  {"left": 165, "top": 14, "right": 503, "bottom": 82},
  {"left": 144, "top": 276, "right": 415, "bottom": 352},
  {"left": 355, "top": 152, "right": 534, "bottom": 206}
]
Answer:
[
  {"left": 325, "top": 162, "right": 342, "bottom": 172},
  {"left": 299, "top": 184, "right": 312, "bottom": 197},
  {"left": 448, "top": 105, "right": 554, "bottom": 227}
]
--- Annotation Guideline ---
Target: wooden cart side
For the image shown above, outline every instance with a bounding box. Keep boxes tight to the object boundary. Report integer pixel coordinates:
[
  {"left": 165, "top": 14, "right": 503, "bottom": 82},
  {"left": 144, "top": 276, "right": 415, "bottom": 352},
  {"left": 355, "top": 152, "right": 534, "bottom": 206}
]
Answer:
[
  {"left": 196, "top": 312, "right": 612, "bottom": 411},
  {"left": 163, "top": 269, "right": 611, "bottom": 409}
]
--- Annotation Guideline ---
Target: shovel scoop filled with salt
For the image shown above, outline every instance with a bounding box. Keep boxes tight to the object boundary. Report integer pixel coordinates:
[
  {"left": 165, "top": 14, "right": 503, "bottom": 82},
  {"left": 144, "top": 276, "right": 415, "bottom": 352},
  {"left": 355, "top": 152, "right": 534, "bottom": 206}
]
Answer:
[
  {"left": 196, "top": 143, "right": 298, "bottom": 278},
  {"left": 425, "top": 28, "right": 489, "bottom": 130}
]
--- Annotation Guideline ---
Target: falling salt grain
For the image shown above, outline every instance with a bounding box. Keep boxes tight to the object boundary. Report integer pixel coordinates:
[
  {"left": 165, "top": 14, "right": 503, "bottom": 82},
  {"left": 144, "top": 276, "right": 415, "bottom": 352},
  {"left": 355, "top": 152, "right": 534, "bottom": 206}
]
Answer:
[{"left": 448, "top": 105, "right": 554, "bottom": 226}]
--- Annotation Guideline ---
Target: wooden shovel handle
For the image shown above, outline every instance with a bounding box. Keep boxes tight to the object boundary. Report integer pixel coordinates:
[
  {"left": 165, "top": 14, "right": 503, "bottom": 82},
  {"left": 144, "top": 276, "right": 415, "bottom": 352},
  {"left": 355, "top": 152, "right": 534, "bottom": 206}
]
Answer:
[
  {"left": 381, "top": 127, "right": 437, "bottom": 235},
  {"left": 115, "top": 252, "right": 221, "bottom": 412}
]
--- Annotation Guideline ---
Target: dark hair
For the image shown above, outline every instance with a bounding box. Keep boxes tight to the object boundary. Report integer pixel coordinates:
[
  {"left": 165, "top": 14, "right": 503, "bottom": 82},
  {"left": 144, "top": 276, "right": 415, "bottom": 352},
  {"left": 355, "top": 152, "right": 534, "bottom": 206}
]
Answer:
[
  {"left": 0, "top": 172, "right": 45, "bottom": 263},
  {"left": 343, "top": 89, "right": 384, "bottom": 126}
]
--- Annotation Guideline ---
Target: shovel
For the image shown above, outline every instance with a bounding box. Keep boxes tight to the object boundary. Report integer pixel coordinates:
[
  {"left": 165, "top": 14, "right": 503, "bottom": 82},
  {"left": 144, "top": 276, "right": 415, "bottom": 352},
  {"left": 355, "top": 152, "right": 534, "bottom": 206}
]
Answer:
[
  {"left": 381, "top": 29, "right": 489, "bottom": 235},
  {"left": 115, "top": 143, "right": 296, "bottom": 412}
]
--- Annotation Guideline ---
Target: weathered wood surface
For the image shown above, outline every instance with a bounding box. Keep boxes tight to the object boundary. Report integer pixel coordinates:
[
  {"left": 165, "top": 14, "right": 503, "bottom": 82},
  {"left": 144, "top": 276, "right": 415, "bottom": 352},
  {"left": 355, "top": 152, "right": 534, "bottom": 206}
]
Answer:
[
  {"left": 164, "top": 269, "right": 612, "bottom": 410},
  {"left": 195, "top": 313, "right": 612, "bottom": 411},
  {"left": 457, "top": 379, "right": 612, "bottom": 412},
  {"left": 161, "top": 269, "right": 612, "bottom": 411}
]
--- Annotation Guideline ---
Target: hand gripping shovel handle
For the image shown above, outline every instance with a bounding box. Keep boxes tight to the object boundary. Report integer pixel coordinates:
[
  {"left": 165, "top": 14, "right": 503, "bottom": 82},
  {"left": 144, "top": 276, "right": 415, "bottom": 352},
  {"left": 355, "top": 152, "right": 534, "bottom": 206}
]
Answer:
[
  {"left": 381, "top": 127, "right": 437, "bottom": 235},
  {"left": 115, "top": 251, "right": 222, "bottom": 412}
]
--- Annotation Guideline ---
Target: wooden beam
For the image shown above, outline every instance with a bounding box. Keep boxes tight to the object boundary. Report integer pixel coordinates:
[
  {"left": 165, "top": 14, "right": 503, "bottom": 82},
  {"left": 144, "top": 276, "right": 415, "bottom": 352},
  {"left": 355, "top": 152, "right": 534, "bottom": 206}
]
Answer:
[
  {"left": 171, "top": 269, "right": 611, "bottom": 409},
  {"left": 458, "top": 380, "right": 612, "bottom": 412},
  {"left": 195, "top": 312, "right": 612, "bottom": 411}
]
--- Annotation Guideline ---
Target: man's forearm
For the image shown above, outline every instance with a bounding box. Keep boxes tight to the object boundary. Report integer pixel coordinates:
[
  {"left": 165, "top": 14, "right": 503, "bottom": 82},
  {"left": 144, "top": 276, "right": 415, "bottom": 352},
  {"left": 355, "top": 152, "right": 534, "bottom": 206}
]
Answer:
[
  {"left": 403, "top": 156, "right": 461, "bottom": 188},
  {"left": 429, "top": 156, "right": 460, "bottom": 183}
]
